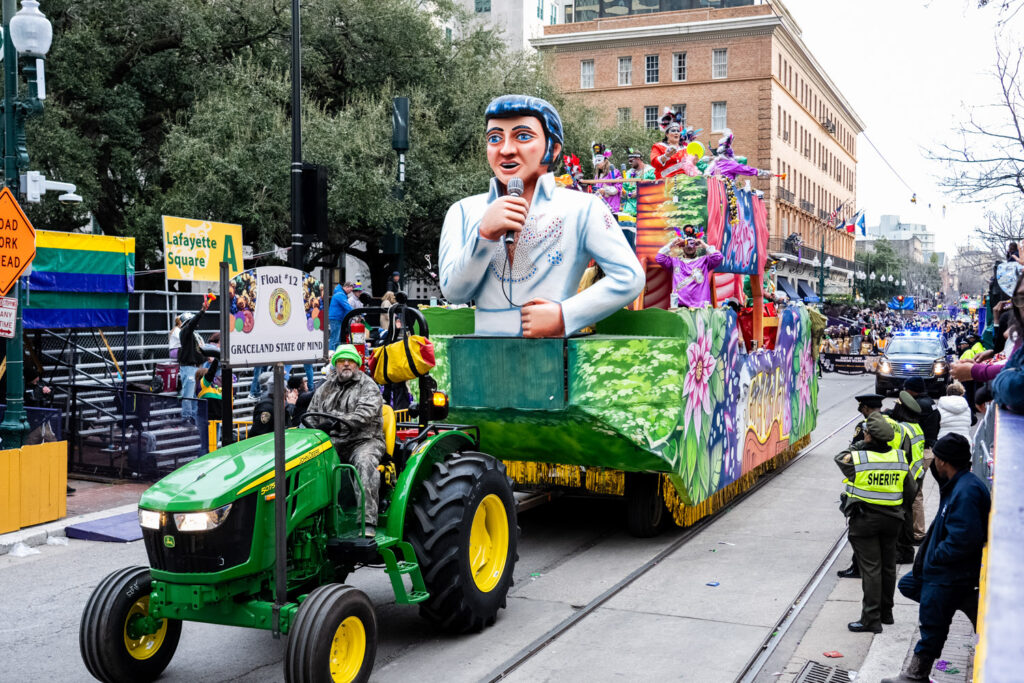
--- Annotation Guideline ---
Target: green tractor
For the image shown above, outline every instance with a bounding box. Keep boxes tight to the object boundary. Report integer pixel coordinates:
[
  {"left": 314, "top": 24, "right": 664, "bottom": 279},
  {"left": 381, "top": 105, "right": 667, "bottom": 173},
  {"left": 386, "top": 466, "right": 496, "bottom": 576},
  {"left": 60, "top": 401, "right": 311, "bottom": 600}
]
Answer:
[{"left": 79, "top": 307, "right": 518, "bottom": 683}]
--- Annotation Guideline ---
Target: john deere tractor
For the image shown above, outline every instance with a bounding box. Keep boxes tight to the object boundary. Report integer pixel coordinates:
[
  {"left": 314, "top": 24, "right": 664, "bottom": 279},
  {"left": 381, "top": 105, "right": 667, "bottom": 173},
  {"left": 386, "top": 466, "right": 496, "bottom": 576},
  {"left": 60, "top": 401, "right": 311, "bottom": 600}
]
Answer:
[{"left": 79, "top": 307, "right": 517, "bottom": 683}]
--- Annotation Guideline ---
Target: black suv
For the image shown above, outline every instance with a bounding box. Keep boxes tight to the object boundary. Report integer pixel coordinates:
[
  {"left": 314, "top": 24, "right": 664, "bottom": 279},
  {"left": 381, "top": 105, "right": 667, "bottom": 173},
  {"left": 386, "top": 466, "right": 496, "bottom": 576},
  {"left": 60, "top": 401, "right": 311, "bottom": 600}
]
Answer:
[{"left": 875, "top": 333, "right": 952, "bottom": 397}]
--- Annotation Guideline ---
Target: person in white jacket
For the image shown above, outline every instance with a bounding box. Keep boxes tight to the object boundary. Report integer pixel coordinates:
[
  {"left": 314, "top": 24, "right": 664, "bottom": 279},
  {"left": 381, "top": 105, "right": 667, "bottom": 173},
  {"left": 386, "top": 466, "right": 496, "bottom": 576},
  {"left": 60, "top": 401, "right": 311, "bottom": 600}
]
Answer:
[{"left": 936, "top": 382, "right": 972, "bottom": 441}]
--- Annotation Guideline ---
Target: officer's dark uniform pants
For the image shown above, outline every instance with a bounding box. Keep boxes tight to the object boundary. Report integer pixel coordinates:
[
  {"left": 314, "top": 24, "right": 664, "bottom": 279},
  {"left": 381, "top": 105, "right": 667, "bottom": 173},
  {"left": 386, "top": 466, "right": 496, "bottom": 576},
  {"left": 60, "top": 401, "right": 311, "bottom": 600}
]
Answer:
[
  {"left": 848, "top": 511, "right": 902, "bottom": 628},
  {"left": 896, "top": 485, "right": 918, "bottom": 557},
  {"left": 898, "top": 572, "right": 979, "bottom": 658}
]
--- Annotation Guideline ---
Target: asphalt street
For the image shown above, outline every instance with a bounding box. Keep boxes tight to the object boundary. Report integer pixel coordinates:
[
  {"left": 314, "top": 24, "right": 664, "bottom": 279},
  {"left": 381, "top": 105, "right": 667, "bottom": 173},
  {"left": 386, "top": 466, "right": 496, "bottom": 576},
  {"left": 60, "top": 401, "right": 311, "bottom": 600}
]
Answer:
[{"left": 0, "top": 373, "right": 873, "bottom": 683}]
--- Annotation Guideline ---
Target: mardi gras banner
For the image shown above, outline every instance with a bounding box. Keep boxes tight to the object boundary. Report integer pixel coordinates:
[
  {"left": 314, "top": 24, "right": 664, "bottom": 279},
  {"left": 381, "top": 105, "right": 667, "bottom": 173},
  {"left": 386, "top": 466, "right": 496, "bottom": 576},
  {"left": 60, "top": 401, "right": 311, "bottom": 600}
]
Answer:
[{"left": 635, "top": 176, "right": 766, "bottom": 277}]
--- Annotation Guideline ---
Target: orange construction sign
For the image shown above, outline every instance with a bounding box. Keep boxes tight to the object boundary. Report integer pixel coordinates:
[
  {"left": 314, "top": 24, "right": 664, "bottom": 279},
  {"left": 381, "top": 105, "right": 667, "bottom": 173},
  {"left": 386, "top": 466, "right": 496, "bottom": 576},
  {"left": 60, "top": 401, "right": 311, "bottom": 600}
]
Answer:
[{"left": 0, "top": 187, "right": 36, "bottom": 296}]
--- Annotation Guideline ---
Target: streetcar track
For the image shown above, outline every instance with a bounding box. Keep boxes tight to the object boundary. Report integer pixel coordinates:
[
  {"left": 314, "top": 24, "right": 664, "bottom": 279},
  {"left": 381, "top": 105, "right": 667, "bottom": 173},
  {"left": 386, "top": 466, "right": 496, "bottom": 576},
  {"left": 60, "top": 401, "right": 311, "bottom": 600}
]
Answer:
[{"left": 485, "top": 379, "right": 871, "bottom": 682}]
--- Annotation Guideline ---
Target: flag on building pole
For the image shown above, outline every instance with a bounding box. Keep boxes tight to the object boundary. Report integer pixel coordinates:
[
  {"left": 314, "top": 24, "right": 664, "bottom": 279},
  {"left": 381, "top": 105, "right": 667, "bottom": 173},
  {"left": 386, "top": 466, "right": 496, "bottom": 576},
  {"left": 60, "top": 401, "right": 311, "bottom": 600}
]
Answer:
[
  {"left": 844, "top": 214, "right": 856, "bottom": 234},
  {"left": 856, "top": 212, "right": 867, "bottom": 236}
]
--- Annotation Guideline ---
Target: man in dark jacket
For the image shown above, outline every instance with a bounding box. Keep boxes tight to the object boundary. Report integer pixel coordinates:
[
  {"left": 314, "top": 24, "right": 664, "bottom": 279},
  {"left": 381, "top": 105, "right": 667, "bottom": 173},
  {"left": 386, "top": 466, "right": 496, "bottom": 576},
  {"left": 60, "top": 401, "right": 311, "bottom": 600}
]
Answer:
[
  {"left": 882, "top": 434, "right": 991, "bottom": 683},
  {"left": 835, "top": 412, "right": 917, "bottom": 633},
  {"left": 177, "top": 297, "right": 211, "bottom": 422},
  {"left": 904, "top": 377, "right": 941, "bottom": 543}
]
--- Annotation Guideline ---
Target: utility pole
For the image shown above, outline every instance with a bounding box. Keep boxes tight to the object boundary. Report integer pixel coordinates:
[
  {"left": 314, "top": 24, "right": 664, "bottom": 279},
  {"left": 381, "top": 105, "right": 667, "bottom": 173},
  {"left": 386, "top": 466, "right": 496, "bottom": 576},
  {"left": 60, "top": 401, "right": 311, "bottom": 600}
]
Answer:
[{"left": 288, "top": 0, "right": 303, "bottom": 271}]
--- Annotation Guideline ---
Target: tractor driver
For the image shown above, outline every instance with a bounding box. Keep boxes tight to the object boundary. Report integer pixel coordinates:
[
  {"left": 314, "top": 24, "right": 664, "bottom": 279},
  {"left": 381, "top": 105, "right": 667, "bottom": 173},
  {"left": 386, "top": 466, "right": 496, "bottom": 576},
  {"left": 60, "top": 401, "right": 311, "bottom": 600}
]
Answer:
[{"left": 307, "top": 344, "right": 385, "bottom": 537}]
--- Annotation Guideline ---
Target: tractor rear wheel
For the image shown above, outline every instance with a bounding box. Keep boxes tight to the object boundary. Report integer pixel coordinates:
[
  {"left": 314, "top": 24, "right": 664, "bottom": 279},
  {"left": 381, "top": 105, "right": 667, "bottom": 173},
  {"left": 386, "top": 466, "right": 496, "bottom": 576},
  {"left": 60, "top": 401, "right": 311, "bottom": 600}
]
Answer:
[
  {"left": 407, "top": 451, "right": 518, "bottom": 633},
  {"left": 285, "top": 584, "right": 377, "bottom": 683},
  {"left": 79, "top": 566, "right": 181, "bottom": 683},
  {"left": 625, "top": 472, "right": 666, "bottom": 538}
]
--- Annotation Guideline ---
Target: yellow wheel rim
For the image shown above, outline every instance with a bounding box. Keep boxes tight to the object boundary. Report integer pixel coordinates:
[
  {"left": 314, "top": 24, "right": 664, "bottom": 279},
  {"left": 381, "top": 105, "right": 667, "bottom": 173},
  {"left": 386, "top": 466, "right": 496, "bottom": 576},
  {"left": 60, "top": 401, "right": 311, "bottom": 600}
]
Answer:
[
  {"left": 329, "top": 616, "right": 366, "bottom": 682},
  {"left": 123, "top": 596, "right": 168, "bottom": 661},
  {"left": 469, "top": 494, "right": 510, "bottom": 593}
]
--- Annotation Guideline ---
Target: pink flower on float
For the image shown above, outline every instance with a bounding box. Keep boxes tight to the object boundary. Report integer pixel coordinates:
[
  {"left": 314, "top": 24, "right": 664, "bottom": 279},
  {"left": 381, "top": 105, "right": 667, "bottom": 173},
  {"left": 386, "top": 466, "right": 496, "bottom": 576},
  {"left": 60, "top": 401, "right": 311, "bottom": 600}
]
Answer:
[
  {"left": 796, "top": 346, "right": 812, "bottom": 415},
  {"left": 683, "top": 316, "right": 717, "bottom": 435}
]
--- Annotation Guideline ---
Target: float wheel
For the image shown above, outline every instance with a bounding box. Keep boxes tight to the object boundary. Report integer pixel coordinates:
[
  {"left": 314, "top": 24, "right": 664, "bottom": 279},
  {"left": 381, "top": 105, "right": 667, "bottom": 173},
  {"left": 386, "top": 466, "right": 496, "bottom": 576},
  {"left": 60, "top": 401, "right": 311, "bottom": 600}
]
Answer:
[{"left": 625, "top": 472, "right": 667, "bottom": 538}]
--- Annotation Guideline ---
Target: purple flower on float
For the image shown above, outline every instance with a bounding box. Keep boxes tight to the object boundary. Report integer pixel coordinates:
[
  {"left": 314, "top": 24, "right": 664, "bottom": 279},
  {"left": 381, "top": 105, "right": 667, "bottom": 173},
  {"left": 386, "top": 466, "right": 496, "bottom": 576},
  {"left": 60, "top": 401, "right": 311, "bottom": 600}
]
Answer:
[{"left": 683, "top": 316, "right": 717, "bottom": 436}]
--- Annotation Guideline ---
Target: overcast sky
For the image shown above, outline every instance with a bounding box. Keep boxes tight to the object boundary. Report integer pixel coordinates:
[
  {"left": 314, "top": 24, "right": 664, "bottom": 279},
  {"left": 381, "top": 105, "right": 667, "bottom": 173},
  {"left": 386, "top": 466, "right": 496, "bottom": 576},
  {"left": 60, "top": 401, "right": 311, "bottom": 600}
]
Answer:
[{"left": 778, "top": 0, "right": 1022, "bottom": 256}]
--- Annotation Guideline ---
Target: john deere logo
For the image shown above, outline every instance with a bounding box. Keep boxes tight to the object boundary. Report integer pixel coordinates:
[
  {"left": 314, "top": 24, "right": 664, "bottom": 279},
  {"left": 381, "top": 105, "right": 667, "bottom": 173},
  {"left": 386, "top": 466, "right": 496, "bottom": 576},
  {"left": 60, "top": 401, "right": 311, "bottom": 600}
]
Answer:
[
  {"left": 269, "top": 288, "right": 291, "bottom": 326},
  {"left": 163, "top": 535, "right": 175, "bottom": 548}
]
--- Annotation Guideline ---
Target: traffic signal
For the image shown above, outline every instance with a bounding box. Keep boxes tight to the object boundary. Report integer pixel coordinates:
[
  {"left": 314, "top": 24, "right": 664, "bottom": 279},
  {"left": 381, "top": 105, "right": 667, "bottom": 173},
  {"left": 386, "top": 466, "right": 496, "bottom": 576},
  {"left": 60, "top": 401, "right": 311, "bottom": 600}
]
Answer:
[{"left": 301, "top": 163, "right": 328, "bottom": 241}]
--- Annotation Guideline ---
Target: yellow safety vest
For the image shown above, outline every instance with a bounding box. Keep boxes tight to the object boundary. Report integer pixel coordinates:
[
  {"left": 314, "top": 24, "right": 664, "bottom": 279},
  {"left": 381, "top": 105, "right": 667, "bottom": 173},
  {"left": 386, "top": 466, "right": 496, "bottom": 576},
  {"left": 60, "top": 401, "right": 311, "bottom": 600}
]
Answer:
[
  {"left": 843, "top": 448, "right": 909, "bottom": 507},
  {"left": 899, "top": 422, "right": 926, "bottom": 479}
]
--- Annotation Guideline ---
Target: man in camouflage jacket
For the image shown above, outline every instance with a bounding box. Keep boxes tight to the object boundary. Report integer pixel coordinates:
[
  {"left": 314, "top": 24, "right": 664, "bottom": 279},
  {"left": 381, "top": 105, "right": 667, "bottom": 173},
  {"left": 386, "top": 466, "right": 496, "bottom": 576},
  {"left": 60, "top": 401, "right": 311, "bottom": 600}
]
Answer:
[{"left": 308, "top": 344, "right": 385, "bottom": 534}]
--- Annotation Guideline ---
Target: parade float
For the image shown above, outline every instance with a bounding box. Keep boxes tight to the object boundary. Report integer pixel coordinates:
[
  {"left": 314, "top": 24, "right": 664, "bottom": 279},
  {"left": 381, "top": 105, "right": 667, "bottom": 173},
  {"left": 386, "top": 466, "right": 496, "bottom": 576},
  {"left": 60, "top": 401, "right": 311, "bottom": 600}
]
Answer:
[{"left": 425, "top": 150, "right": 819, "bottom": 536}]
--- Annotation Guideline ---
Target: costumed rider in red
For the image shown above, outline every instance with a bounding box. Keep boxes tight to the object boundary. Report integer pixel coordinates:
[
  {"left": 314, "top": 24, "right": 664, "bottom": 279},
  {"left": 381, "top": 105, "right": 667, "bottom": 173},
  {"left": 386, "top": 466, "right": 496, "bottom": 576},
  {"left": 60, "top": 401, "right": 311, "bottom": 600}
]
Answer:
[{"left": 650, "top": 108, "right": 701, "bottom": 179}]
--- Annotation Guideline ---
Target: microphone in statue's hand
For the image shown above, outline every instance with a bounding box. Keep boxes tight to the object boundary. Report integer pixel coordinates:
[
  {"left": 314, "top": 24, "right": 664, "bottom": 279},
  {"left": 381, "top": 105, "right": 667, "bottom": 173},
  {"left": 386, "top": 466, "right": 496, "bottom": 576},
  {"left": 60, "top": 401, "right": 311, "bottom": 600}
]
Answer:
[{"left": 505, "top": 176, "right": 524, "bottom": 245}]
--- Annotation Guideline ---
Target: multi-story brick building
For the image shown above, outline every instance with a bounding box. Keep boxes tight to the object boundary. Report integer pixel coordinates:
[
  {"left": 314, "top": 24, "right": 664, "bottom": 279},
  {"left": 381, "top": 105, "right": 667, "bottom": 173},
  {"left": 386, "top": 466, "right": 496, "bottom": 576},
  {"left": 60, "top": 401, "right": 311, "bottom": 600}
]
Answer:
[{"left": 534, "top": 0, "right": 863, "bottom": 296}]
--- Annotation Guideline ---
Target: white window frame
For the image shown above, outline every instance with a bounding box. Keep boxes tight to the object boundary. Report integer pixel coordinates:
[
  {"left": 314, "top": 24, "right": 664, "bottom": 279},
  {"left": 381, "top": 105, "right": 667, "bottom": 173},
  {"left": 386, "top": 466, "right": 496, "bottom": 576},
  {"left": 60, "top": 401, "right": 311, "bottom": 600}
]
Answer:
[
  {"left": 537, "top": 0, "right": 544, "bottom": 20},
  {"left": 580, "top": 59, "right": 594, "bottom": 89},
  {"left": 712, "top": 48, "right": 728, "bottom": 79},
  {"left": 644, "top": 106, "right": 659, "bottom": 130},
  {"left": 673, "top": 52, "right": 686, "bottom": 82},
  {"left": 645, "top": 55, "right": 659, "bottom": 84},
  {"left": 671, "top": 104, "right": 686, "bottom": 127},
  {"left": 617, "top": 107, "right": 631, "bottom": 124},
  {"left": 550, "top": 3, "right": 557, "bottom": 24},
  {"left": 711, "top": 101, "right": 727, "bottom": 131},
  {"left": 618, "top": 57, "right": 632, "bottom": 86}
]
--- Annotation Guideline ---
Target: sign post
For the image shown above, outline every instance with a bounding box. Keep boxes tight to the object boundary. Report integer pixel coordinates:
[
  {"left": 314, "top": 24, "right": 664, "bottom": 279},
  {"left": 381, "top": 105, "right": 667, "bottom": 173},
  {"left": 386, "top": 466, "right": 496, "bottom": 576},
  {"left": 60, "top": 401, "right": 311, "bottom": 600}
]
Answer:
[
  {"left": 222, "top": 265, "right": 326, "bottom": 638},
  {"left": 0, "top": 186, "right": 37, "bottom": 448}
]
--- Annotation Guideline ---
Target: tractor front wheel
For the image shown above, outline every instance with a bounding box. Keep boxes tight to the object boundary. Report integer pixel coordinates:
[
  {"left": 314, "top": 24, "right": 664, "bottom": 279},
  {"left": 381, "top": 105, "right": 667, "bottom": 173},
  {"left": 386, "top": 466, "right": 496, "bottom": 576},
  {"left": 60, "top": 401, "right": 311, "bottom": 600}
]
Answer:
[
  {"left": 625, "top": 472, "right": 667, "bottom": 538},
  {"left": 79, "top": 566, "right": 181, "bottom": 683},
  {"left": 285, "top": 584, "right": 377, "bottom": 683},
  {"left": 408, "top": 451, "right": 518, "bottom": 633}
]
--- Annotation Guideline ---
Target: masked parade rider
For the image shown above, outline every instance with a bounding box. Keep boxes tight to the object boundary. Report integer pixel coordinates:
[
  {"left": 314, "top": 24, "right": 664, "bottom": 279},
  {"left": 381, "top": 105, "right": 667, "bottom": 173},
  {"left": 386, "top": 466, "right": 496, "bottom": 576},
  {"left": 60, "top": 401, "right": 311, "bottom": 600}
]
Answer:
[
  {"left": 307, "top": 344, "right": 385, "bottom": 537},
  {"left": 438, "top": 94, "right": 643, "bottom": 337},
  {"left": 656, "top": 225, "right": 723, "bottom": 308}
]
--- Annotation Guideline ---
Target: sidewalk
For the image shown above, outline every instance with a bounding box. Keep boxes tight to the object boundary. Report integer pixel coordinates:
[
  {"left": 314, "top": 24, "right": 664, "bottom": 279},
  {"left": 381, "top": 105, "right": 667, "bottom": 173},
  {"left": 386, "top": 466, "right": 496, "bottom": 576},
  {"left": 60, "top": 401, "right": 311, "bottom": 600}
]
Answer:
[{"left": 0, "top": 478, "right": 147, "bottom": 555}]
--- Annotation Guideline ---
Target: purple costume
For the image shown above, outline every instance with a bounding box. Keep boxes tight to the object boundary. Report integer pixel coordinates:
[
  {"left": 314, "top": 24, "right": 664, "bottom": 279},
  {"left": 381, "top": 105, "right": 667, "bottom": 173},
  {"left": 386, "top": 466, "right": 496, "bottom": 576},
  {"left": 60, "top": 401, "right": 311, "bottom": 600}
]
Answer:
[
  {"left": 593, "top": 165, "right": 622, "bottom": 213},
  {"left": 656, "top": 245, "right": 724, "bottom": 308}
]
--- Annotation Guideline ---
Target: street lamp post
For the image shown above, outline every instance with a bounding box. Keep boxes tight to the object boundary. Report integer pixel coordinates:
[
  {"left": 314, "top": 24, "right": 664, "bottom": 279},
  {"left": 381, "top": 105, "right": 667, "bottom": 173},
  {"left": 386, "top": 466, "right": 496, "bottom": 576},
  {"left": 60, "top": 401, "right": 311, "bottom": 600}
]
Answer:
[
  {"left": 815, "top": 236, "right": 832, "bottom": 300},
  {"left": 0, "top": 0, "right": 51, "bottom": 448}
]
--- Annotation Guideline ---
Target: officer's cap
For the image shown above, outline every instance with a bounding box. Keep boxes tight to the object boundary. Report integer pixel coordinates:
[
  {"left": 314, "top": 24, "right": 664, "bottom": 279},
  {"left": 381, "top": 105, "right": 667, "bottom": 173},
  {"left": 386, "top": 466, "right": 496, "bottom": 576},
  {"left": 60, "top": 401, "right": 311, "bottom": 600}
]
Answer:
[
  {"left": 898, "top": 390, "right": 921, "bottom": 415},
  {"left": 855, "top": 393, "right": 884, "bottom": 409},
  {"left": 865, "top": 412, "right": 895, "bottom": 442}
]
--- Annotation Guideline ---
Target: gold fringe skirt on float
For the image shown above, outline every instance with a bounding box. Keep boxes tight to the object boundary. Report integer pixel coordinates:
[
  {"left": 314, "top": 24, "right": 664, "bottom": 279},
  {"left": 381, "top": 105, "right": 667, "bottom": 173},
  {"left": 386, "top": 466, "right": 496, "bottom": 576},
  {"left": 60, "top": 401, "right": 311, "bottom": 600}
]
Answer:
[{"left": 501, "top": 433, "right": 811, "bottom": 528}]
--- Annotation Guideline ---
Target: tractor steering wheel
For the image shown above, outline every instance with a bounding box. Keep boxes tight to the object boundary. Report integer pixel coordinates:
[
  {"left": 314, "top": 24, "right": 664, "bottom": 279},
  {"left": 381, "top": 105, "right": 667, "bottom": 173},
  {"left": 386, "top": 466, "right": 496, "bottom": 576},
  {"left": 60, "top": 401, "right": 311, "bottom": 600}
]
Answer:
[{"left": 300, "top": 411, "right": 344, "bottom": 433}]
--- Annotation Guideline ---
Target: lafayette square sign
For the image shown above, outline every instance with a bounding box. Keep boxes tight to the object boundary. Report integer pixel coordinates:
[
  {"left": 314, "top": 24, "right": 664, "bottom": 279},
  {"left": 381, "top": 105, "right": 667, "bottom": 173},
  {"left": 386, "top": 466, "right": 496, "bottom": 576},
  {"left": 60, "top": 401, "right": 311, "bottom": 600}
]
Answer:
[{"left": 226, "top": 266, "right": 326, "bottom": 366}]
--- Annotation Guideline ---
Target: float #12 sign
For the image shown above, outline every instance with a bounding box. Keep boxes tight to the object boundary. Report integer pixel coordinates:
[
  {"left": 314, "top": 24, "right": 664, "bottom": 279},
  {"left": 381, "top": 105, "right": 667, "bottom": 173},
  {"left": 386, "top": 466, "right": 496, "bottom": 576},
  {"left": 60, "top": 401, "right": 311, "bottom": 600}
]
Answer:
[{"left": 227, "top": 266, "right": 326, "bottom": 366}]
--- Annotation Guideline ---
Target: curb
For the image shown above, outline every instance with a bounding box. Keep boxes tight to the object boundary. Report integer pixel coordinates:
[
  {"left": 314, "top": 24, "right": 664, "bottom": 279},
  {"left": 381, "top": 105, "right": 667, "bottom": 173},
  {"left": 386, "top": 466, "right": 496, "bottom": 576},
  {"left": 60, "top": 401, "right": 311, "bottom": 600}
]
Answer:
[{"left": 0, "top": 503, "right": 139, "bottom": 556}]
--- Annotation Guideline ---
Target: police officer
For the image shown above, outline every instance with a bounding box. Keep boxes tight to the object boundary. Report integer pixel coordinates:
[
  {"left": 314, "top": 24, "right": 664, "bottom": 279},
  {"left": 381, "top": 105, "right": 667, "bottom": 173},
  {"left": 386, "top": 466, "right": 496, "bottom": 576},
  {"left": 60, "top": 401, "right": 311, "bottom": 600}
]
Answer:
[
  {"left": 835, "top": 412, "right": 917, "bottom": 633},
  {"left": 887, "top": 390, "right": 926, "bottom": 563},
  {"left": 838, "top": 394, "right": 902, "bottom": 579}
]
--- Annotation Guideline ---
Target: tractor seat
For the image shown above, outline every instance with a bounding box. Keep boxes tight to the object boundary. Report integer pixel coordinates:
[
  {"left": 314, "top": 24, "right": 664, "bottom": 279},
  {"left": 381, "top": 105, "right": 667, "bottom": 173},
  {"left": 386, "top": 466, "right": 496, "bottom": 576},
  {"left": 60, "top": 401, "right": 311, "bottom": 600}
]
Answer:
[{"left": 382, "top": 405, "right": 397, "bottom": 457}]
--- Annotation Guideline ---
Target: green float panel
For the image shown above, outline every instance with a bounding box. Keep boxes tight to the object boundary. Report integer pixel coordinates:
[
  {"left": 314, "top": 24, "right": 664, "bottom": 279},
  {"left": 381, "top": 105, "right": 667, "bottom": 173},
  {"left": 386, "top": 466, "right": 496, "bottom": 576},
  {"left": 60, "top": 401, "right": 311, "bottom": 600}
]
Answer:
[{"left": 449, "top": 337, "right": 565, "bottom": 410}]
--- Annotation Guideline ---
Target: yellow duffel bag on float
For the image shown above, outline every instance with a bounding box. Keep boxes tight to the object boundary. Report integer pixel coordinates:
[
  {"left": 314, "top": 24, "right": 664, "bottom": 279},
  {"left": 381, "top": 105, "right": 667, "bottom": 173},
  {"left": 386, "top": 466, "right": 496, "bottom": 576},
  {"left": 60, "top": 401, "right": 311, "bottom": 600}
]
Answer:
[{"left": 369, "top": 334, "right": 436, "bottom": 384}]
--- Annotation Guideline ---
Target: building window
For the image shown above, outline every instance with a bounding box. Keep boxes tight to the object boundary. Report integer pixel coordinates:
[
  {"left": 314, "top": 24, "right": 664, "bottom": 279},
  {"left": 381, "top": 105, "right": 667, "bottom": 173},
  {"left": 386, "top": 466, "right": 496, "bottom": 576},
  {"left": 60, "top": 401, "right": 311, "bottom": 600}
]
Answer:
[
  {"left": 580, "top": 60, "right": 594, "bottom": 89},
  {"left": 645, "top": 55, "right": 659, "bottom": 84},
  {"left": 475, "top": 0, "right": 490, "bottom": 12},
  {"left": 617, "top": 107, "right": 631, "bottom": 124},
  {"left": 645, "top": 106, "right": 659, "bottom": 130},
  {"left": 618, "top": 57, "right": 632, "bottom": 86},
  {"left": 712, "top": 48, "right": 728, "bottom": 79},
  {"left": 445, "top": 27, "right": 452, "bottom": 41},
  {"left": 673, "top": 52, "right": 686, "bottom": 81},
  {"left": 672, "top": 104, "right": 686, "bottom": 127},
  {"left": 550, "top": 3, "right": 557, "bottom": 23},
  {"left": 711, "top": 101, "right": 727, "bottom": 131},
  {"left": 537, "top": 0, "right": 543, "bottom": 19}
]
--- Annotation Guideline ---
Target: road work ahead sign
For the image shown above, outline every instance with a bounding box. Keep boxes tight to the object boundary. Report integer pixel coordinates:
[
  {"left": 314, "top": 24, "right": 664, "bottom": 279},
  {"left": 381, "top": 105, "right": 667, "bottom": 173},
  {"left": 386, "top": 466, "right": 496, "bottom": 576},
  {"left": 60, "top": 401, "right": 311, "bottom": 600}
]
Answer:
[
  {"left": 161, "top": 215, "right": 243, "bottom": 281},
  {"left": 0, "top": 187, "right": 36, "bottom": 295}
]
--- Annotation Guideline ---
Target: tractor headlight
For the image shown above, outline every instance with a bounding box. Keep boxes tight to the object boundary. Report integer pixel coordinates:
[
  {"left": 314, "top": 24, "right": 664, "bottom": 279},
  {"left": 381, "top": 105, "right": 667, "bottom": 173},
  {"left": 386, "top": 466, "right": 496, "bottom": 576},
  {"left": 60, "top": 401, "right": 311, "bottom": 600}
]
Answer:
[
  {"left": 933, "top": 361, "right": 948, "bottom": 376},
  {"left": 173, "top": 503, "right": 233, "bottom": 532},
  {"left": 878, "top": 360, "right": 892, "bottom": 375},
  {"left": 138, "top": 508, "right": 162, "bottom": 530}
]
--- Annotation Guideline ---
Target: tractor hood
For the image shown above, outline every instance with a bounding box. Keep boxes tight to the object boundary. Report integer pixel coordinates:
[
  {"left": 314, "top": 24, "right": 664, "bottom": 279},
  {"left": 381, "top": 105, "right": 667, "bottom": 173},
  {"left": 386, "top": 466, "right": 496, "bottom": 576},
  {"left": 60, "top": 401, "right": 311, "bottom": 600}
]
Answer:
[{"left": 139, "top": 430, "right": 333, "bottom": 512}]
